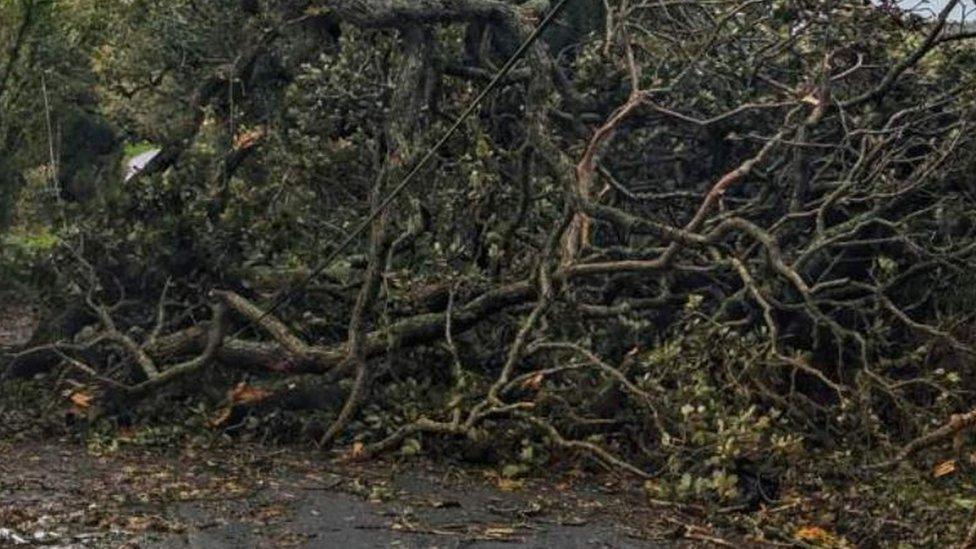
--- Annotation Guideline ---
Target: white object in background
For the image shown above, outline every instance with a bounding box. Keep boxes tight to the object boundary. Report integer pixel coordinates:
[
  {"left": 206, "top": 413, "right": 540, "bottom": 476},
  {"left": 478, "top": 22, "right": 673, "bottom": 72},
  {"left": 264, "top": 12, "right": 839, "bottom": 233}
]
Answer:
[{"left": 124, "top": 148, "right": 162, "bottom": 182}]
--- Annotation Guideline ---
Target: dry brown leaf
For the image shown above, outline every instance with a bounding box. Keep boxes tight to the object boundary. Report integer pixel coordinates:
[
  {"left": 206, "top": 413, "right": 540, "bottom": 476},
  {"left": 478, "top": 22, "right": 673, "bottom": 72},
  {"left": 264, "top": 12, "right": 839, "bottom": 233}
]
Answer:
[
  {"left": 350, "top": 441, "right": 365, "bottom": 459},
  {"left": 69, "top": 391, "right": 94, "bottom": 409},
  {"left": 228, "top": 382, "right": 273, "bottom": 405},
  {"left": 125, "top": 514, "right": 162, "bottom": 532},
  {"left": 254, "top": 504, "right": 286, "bottom": 522},
  {"left": 521, "top": 373, "right": 545, "bottom": 391},
  {"left": 208, "top": 407, "right": 233, "bottom": 428},
  {"left": 934, "top": 459, "right": 957, "bottom": 478},
  {"left": 233, "top": 126, "right": 266, "bottom": 150},
  {"left": 496, "top": 477, "right": 523, "bottom": 492},
  {"left": 801, "top": 93, "right": 820, "bottom": 106},
  {"left": 795, "top": 525, "right": 837, "bottom": 545}
]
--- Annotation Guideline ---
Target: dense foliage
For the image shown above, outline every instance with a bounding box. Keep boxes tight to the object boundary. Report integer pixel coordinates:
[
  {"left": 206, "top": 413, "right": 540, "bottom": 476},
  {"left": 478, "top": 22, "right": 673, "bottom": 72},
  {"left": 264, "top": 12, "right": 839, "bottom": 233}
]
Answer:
[{"left": 4, "top": 0, "right": 976, "bottom": 543}]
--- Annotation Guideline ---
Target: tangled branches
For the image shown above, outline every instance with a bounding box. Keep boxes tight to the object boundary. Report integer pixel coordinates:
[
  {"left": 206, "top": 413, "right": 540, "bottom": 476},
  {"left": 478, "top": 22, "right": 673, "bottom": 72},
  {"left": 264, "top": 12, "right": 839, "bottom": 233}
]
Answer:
[{"left": 5, "top": 0, "right": 976, "bottom": 506}]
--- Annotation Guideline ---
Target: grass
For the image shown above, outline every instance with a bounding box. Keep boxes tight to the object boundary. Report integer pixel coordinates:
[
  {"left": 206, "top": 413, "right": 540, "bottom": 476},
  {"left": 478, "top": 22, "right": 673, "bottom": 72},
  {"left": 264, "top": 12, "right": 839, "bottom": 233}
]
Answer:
[
  {"left": 122, "top": 141, "right": 159, "bottom": 160},
  {"left": 2, "top": 227, "right": 59, "bottom": 251}
]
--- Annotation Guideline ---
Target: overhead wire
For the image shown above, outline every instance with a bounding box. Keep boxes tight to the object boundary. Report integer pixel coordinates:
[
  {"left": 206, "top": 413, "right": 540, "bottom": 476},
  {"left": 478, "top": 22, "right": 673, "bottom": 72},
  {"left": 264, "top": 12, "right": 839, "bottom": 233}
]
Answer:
[{"left": 229, "top": 0, "right": 571, "bottom": 339}]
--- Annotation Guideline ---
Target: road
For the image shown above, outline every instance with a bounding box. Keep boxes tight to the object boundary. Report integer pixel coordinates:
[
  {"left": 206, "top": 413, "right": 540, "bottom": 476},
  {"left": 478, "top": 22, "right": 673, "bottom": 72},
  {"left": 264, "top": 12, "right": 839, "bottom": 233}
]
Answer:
[{"left": 0, "top": 440, "right": 702, "bottom": 548}]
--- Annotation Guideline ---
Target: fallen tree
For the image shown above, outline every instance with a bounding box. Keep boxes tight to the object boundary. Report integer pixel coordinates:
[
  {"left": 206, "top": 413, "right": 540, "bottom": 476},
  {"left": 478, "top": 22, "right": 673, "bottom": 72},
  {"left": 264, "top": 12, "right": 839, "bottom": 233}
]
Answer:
[{"left": 5, "top": 1, "right": 976, "bottom": 528}]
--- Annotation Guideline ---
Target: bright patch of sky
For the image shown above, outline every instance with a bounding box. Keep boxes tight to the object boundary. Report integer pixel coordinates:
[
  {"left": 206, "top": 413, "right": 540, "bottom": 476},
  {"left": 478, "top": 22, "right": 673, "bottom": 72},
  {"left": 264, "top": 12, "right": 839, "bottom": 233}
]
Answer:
[{"left": 888, "top": 0, "right": 973, "bottom": 21}]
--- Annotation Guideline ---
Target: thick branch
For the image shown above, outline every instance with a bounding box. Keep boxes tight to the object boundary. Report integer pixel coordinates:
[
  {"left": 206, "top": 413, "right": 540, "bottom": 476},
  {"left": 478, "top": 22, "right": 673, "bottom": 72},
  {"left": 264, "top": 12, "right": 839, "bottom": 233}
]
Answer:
[{"left": 323, "top": 0, "right": 518, "bottom": 27}]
